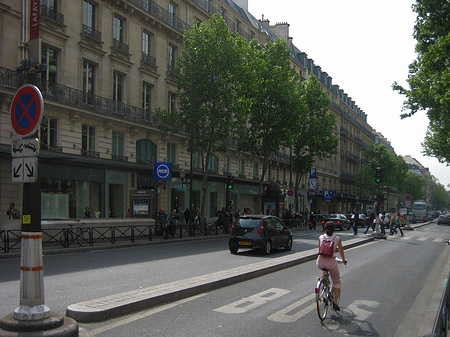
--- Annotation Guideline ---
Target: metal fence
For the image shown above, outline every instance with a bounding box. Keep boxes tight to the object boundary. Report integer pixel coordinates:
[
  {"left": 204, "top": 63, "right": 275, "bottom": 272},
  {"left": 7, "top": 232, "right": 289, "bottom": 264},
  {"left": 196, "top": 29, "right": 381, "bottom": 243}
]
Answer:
[{"left": 0, "top": 223, "right": 221, "bottom": 253}]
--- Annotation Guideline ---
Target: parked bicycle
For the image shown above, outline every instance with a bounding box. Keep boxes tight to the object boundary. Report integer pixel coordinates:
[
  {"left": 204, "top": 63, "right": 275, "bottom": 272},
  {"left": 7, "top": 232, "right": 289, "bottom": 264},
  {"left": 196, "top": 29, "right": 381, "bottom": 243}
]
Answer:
[
  {"left": 59, "top": 219, "right": 90, "bottom": 248},
  {"left": 315, "top": 257, "right": 345, "bottom": 321}
]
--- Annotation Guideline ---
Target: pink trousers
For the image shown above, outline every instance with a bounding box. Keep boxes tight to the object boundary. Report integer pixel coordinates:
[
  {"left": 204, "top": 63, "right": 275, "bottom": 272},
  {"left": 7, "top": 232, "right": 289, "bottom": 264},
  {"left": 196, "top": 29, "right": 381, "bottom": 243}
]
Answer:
[{"left": 316, "top": 256, "right": 341, "bottom": 289}]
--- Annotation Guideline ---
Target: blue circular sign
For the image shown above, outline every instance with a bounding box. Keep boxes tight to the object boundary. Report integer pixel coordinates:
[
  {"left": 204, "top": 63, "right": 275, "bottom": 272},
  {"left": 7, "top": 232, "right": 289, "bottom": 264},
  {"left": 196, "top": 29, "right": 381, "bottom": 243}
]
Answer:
[{"left": 154, "top": 162, "right": 172, "bottom": 181}]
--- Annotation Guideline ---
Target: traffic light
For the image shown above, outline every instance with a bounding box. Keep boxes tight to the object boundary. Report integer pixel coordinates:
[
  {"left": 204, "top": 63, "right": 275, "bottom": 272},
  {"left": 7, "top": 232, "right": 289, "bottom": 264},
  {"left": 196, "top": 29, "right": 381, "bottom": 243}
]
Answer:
[
  {"left": 227, "top": 175, "right": 234, "bottom": 189},
  {"left": 374, "top": 167, "right": 382, "bottom": 184}
]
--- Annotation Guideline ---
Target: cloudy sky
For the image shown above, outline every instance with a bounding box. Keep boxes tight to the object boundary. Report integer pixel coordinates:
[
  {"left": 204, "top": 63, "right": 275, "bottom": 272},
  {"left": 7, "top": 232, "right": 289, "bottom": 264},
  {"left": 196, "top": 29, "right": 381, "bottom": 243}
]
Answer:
[{"left": 247, "top": 0, "right": 450, "bottom": 188}]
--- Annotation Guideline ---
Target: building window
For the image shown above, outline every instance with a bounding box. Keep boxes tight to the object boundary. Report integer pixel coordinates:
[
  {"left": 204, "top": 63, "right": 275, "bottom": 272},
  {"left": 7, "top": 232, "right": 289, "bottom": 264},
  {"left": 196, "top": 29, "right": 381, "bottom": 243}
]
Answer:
[
  {"left": 223, "top": 155, "right": 230, "bottom": 174},
  {"left": 136, "top": 139, "right": 157, "bottom": 164},
  {"left": 193, "top": 150, "right": 201, "bottom": 169},
  {"left": 168, "top": 2, "right": 178, "bottom": 26},
  {"left": 112, "top": 131, "right": 124, "bottom": 159},
  {"left": 168, "top": 43, "right": 177, "bottom": 73},
  {"left": 142, "top": 30, "right": 152, "bottom": 56},
  {"left": 168, "top": 91, "right": 176, "bottom": 113},
  {"left": 113, "top": 15, "right": 124, "bottom": 42},
  {"left": 167, "top": 143, "right": 176, "bottom": 164},
  {"left": 82, "top": 124, "right": 96, "bottom": 155},
  {"left": 83, "top": 60, "right": 95, "bottom": 105},
  {"left": 40, "top": 116, "right": 58, "bottom": 150},
  {"left": 208, "top": 154, "right": 218, "bottom": 172},
  {"left": 143, "top": 82, "right": 153, "bottom": 121},
  {"left": 83, "top": 0, "right": 95, "bottom": 30},
  {"left": 113, "top": 71, "right": 124, "bottom": 104},
  {"left": 253, "top": 162, "right": 259, "bottom": 179},
  {"left": 41, "top": 44, "right": 57, "bottom": 84},
  {"left": 238, "top": 159, "right": 245, "bottom": 176}
]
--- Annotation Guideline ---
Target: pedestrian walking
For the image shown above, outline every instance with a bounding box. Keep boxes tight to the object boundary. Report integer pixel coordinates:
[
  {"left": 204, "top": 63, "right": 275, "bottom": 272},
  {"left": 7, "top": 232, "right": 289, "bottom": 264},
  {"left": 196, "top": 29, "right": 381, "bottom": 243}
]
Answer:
[
  {"left": 380, "top": 211, "right": 389, "bottom": 235},
  {"left": 352, "top": 208, "right": 359, "bottom": 235},
  {"left": 364, "top": 210, "right": 375, "bottom": 234},
  {"left": 390, "top": 211, "right": 404, "bottom": 236}
]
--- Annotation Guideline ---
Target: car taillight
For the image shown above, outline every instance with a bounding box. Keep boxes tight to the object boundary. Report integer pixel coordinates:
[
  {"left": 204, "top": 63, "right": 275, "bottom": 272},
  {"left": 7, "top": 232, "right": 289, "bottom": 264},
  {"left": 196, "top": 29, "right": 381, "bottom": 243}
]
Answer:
[
  {"left": 321, "top": 220, "right": 325, "bottom": 224},
  {"left": 231, "top": 218, "right": 238, "bottom": 234},
  {"left": 337, "top": 220, "right": 341, "bottom": 223},
  {"left": 258, "top": 219, "right": 265, "bottom": 234}
]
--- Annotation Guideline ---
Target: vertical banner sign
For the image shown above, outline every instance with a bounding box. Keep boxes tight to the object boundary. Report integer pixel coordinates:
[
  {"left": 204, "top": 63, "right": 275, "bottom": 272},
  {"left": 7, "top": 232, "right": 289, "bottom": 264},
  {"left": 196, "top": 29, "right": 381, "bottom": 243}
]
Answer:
[{"left": 30, "top": 0, "right": 40, "bottom": 40}]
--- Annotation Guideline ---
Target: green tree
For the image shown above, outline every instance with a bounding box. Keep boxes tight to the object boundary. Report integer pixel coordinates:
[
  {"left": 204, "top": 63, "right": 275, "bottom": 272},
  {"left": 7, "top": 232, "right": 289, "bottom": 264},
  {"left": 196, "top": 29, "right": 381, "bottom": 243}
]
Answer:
[
  {"left": 402, "top": 172, "right": 426, "bottom": 202},
  {"left": 237, "top": 39, "right": 302, "bottom": 211},
  {"left": 156, "top": 14, "right": 246, "bottom": 223},
  {"left": 290, "top": 75, "right": 338, "bottom": 203},
  {"left": 429, "top": 177, "right": 450, "bottom": 210},
  {"left": 355, "top": 144, "right": 409, "bottom": 210},
  {"left": 393, "top": 0, "right": 450, "bottom": 163}
]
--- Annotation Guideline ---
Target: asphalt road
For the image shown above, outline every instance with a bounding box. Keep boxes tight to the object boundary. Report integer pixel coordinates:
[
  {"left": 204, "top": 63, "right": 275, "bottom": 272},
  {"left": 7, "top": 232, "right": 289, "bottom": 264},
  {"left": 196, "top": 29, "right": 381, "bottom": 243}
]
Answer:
[{"left": 0, "top": 222, "right": 449, "bottom": 336}]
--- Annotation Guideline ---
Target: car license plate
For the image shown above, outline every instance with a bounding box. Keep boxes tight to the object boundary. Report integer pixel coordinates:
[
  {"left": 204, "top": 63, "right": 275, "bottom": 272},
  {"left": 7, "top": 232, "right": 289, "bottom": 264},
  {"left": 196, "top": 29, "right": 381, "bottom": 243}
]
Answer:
[{"left": 239, "top": 241, "right": 251, "bottom": 246}]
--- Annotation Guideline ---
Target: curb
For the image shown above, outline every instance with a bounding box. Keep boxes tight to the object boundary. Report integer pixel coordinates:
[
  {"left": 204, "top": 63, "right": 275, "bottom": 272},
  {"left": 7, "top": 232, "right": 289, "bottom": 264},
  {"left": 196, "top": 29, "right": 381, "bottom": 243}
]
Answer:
[{"left": 66, "top": 236, "right": 374, "bottom": 323}]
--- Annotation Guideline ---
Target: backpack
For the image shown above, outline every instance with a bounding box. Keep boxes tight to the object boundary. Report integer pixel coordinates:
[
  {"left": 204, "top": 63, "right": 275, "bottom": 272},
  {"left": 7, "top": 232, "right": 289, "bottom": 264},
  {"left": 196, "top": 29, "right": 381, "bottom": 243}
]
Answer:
[{"left": 319, "top": 235, "right": 335, "bottom": 257}]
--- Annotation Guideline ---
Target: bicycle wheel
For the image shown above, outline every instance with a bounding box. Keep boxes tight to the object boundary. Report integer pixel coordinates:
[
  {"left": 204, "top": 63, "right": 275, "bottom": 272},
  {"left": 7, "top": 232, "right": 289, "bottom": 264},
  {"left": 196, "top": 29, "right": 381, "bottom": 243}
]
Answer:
[
  {"left": 77, "top": 229, "right": 90, "bottom": 246},
  {"left": 316, "top": 278, "right": 329, "bottom": 321}
]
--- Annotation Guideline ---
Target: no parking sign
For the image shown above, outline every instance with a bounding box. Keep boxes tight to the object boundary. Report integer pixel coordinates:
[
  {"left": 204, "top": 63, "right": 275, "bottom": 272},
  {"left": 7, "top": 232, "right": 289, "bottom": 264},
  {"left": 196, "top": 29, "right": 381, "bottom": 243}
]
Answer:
[{"left": 10, "top": 85, "right": 43, "bottom": 138}]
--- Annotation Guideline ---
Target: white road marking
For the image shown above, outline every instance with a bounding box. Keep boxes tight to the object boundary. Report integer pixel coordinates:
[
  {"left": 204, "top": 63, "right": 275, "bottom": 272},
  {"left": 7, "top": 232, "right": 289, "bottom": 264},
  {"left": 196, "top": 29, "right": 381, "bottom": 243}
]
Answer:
[
  {"left": 214, "top": 288, "right": 290, "bottom": 314},
  {"left": 268, "top": 293, "right": 316, "bottom": 322}
]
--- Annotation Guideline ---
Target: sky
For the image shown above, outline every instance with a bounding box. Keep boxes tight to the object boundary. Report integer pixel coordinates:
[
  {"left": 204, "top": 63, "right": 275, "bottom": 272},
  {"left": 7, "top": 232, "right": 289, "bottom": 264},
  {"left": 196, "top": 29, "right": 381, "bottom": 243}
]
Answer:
[{"left": 247, "top": 0, "right": 450, "bottom": 189}]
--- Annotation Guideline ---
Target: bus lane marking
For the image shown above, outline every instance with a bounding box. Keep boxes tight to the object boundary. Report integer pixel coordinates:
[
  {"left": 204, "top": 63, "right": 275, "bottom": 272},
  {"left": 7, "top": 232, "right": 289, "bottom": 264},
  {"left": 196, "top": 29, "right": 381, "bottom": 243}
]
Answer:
[
  {"left": 268, "top": 293, "right": 316, "bottom": 323},
  {"left": 214, "top": 288, "right": 290, "bottom": 314}
]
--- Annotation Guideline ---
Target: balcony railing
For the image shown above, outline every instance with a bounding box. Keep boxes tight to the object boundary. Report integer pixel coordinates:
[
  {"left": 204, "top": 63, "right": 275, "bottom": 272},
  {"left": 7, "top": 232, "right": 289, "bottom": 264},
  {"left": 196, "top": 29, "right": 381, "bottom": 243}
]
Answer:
[
  {"left": 142, "top": 52, "right": 156, "bottom": 67},
  {"left": 129, "top": 0, "right": 190, "bottom": 33},
  {"left": 41, "top": 5, "right": 64, "bottom": 25},
  {"left": 113, "top": 39, "right": 129, "bottom": 54},
  {"left": 0, "top": 66, "right": 158, "bottom": 127},
  {"left": 82, "top": 24, "right": 101, "bottom": 41}
]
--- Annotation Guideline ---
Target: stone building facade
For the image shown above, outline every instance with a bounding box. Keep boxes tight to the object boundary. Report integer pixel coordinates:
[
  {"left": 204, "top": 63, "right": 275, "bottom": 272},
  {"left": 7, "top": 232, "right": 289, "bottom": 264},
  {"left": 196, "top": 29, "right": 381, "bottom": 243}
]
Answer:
[{"left": 0, "top": 0, "right": 379, "bottom": 224}]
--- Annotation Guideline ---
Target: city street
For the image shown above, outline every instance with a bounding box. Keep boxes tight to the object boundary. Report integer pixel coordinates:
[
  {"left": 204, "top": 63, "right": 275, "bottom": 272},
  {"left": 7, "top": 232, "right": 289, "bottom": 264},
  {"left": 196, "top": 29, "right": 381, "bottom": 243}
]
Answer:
[{"left": 0, "top": 222, "right": 448, "bottom": 336}]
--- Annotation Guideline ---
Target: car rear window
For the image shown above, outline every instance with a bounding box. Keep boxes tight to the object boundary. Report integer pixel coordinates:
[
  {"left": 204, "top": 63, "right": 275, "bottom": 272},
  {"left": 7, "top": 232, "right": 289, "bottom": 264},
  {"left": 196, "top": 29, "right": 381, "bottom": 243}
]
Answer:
[{"left": 238, "top": 218, "right": 262, "bottom": 228}]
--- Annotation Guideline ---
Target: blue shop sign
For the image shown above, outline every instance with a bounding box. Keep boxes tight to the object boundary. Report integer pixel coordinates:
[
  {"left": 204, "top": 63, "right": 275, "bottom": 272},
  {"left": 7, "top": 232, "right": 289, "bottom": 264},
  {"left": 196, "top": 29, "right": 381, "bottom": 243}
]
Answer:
[{"left": 154, "top": 162, "right": 172, "bottom": 181}]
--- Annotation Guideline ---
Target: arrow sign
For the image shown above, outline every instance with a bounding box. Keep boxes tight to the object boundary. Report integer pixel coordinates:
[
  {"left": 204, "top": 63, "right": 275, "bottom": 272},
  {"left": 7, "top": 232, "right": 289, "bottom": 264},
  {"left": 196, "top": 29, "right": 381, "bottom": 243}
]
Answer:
[
  {"left": 12, "top": 157, "right": 38, "bottom": 183},
  {"left": 25, "top": 160, "right": 34, "bottom": 177}
]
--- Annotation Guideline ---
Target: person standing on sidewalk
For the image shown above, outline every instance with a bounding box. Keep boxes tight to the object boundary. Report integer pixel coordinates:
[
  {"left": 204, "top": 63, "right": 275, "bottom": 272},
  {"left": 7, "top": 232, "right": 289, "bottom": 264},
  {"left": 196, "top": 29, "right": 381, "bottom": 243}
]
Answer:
[{"left": 7, "top": 202, "right": 21, "bottom": 219}]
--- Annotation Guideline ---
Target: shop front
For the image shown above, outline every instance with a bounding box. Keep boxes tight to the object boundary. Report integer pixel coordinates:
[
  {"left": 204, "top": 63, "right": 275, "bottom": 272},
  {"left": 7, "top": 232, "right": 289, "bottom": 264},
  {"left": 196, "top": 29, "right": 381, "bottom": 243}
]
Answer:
[{"left": 40, "top": 162, "right": 127, "bottom": 220}]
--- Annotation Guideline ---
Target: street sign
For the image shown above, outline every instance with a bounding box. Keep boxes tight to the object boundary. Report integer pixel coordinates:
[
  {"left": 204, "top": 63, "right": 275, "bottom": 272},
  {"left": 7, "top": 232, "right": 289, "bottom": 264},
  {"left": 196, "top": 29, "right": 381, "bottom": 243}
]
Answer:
[
  {"left": 10, "top": 85, "right": 43, "bottom": 138},
  {"left": 287, "top": 189, "right": 294, "bottom": 197},
  {"left": 11, "top": 138, "right": 39, "bottom": 157},
  {"left": 310, "top": 168, "right": 317, "bottom": 178},
  {"left": 154, "top": 162, "right": 172, "bottom": 181},
  {"left": 324, "top": 190, "right": 333, "bottom": 201},
  {"left": 12, "top": 157, "right": 38, "bottom": 183},
  {"left": 309, "top": 178, "right": 317, "bottom": 190},
  {"left": 405, "top": 194, "right": 412, "bottom": 202}
]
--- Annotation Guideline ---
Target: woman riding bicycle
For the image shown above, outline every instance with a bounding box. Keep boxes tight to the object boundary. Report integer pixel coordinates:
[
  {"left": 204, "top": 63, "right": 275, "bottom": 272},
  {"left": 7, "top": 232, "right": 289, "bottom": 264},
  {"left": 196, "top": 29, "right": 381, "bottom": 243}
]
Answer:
[{"left": 317, "top": 221, "right": 347, "bottom": 311}]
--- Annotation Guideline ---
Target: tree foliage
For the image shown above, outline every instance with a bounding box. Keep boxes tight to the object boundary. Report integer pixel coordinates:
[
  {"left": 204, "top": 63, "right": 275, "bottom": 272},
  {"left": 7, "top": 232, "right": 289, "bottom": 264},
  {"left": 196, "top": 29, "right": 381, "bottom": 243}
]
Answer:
[
  {"left": 393, "top": 0, "right": 450, "bottom": 163},
  {"left": 355, "top": 144, "right": 409, "bottom": 195},
  {"left": 236, "top": 39, "right": 303, "bottom": 207},
  {"left": 290, "top": 75, "right": 338, "bottom": 195},
  {"left": 156, "top": 14, "right": 246, "bottom": 221}
]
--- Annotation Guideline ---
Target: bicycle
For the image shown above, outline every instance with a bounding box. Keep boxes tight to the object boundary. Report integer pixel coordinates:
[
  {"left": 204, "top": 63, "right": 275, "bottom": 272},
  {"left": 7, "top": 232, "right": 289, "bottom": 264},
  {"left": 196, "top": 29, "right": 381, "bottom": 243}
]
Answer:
[
  {"left": 315, "top": 257, "right": 345, "bottom": 321},
  {"left": 59, "top": 219, "right": 90, "bottom": 248}
]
